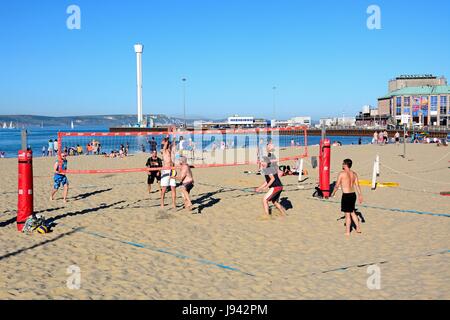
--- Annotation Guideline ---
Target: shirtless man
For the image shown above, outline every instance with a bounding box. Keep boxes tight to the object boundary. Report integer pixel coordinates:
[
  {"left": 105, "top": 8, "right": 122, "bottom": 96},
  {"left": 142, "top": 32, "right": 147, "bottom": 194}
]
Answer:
[
  {"left": 395, "top": 131, "right": 400, "bottom": 145},
  {"left": 160, "top": 138, "right": 177, "bottom": 209},
  {"left": 175, "top": 156, "right": 194, "bottom": 210},
  {"left": 331, "top": 158, "right": 363, "bottom": 236}
]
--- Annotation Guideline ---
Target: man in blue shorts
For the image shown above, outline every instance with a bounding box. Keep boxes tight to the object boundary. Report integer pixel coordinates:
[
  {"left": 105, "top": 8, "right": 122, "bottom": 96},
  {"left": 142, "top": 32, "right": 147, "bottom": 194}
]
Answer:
[{"left": 50, "top": 152, "right": 69, "bottom": 203}]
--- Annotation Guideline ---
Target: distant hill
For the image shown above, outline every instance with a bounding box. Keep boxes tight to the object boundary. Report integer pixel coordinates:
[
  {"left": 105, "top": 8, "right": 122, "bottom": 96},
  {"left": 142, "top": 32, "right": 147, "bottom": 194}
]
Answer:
[{"left": 0, "top": 114, "right": 217, "bottom": 128}]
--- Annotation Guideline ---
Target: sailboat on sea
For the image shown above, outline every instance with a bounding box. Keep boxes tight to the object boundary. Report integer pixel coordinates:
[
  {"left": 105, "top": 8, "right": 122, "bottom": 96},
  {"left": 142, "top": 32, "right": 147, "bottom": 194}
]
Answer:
[
  {"left": 2, "top": 122, "right": 6, "bottom": 129},
  {"left": 71, "top": 121, "right": 74, "bottom": 129},
  {"left": 9, "top": 121, "right": 14, "bottom": 129}
]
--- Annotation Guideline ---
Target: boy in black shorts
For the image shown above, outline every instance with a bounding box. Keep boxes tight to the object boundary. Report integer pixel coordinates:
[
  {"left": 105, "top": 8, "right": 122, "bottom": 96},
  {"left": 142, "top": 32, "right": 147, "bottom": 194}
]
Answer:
[
  {"left": 256, "top": 156, "right": 286, "bottom": 220},
  {"left": 146, "top": 150, "right": 162, "bottom": 193}
]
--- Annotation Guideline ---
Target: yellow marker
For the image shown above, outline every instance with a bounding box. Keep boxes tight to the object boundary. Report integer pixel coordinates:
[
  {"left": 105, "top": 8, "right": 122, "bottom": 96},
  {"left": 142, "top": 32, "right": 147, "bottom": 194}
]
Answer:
[{"left": 359, "top": 180, "right": 399, "bottom": 188}]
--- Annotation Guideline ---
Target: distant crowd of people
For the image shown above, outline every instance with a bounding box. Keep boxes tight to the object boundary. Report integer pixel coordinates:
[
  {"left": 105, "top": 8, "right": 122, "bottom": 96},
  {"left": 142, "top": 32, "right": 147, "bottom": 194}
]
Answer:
[
  {"left": 104, "top": 143, "right": 128, "bottom": 158},
  {"left": 42, "top": 139, "right": 59, "bottom": 156},
  {"left": 42, "top": 139, "right": 103, "bottom": 157},
  {"left": 370, "top": 130, "right": 448, "bottom": 146},
  {"left": 371, "top": 130, "right": 393, "bottom": 145}
]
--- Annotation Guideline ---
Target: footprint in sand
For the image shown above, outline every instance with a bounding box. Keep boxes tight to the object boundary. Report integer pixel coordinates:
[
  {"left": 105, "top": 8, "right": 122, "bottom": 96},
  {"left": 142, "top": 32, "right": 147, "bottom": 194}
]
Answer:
[{"left": 156, "top": 210, "right": 171, "bottom": 219}]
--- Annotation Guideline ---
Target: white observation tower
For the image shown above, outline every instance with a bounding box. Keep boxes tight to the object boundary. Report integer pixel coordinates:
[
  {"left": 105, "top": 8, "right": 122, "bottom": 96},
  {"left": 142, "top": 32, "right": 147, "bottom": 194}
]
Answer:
[{"left": 134, "top": 43, "right": 144, "bottom": 126}]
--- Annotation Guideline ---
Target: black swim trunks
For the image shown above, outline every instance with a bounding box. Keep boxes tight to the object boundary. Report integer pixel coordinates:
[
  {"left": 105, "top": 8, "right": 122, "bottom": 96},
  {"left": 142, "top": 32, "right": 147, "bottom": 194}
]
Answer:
[
  {"left": 182, "top": 181, "right": 194, "bottom": 193},
  {"left": 147, "top": 172, "right": 161, "bottom": 185},
  {"left": 341, "top": 192, "right": 357, "bottom": 213}
]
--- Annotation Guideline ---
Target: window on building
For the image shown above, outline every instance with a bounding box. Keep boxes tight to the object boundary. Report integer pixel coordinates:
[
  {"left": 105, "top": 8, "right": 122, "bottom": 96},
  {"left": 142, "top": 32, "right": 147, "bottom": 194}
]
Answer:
[
  {"left": 396, "top": 97, "right": 402, "bottom": 107},
  {"left": 404, "top": 97, "right": 410, "bottom": 106},
  {"left": 430, "top": 96, "right": 438, "bottom": 112},
  {"left": 440, "top": 96, "right": 447, "bottom": 114},
  {"left": 403, "top": 107, "right": 410, "bottom": 115},
  {"left": 440, "top": 96, "right": 450, "bottom": 114},
  {"left": 396, "top": 107, "right": 401, "bottom": 115}
]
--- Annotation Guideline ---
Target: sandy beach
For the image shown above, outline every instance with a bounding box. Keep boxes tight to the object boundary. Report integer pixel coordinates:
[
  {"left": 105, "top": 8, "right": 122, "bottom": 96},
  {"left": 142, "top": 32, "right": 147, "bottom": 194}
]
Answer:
[{"left": 0, "top": 143, "right": 449, "bottom": 299}]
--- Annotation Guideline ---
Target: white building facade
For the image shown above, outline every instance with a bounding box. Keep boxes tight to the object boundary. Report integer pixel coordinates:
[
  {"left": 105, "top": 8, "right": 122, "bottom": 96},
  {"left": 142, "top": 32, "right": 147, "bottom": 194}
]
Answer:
[
  {"left": 227, "top": 116, "right": 254, "bottom": 126},
  {"left": 288, "top": 116, "right": 311, "bottom": 127}
]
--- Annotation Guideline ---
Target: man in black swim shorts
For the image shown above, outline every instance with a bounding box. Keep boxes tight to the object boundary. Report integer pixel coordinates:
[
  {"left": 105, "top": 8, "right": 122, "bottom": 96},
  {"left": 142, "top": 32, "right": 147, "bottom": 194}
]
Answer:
[
  {"left": 175, "top": 156, "right": 194, "bottom": 210},
  {"left": 146, "top": 150, "right": 162, "bottom": 193},
  {"left": 331, "top": 158, "right": 363, "bottom": 236}
]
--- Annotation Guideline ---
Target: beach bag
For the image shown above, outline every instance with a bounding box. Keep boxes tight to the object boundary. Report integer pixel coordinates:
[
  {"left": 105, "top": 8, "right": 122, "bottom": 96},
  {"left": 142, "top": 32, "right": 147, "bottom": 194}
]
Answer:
[
  {"left": 22, "top": 214, "right": 50, "bottom": 234},
  {"left": 312, "top": 187, "right": 323, "bottom": 198},
  {"left": 310, "top": 156, "right": 318, "bottom": 169}
]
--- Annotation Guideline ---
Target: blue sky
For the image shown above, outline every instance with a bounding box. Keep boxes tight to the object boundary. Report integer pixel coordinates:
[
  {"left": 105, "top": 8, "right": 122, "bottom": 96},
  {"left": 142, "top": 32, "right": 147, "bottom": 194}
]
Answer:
[{"left": 0, "top": 0, "right": 449, "bottom": 120}]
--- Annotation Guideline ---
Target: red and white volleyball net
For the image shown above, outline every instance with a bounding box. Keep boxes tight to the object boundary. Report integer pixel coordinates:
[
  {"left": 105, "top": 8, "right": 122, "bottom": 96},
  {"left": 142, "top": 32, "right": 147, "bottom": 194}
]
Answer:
[{"left": 56, "top": 127, "right": 308, "bottom": 174}]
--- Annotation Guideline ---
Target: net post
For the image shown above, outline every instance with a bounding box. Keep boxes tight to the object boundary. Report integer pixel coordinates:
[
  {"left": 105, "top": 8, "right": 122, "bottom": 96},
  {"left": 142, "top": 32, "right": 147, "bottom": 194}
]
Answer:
[
  {"left": 297, "top": 158, "right": 304, "bottom": 183},
  {"left": 376, "top": 154, "right": 380, "bottom": 176},
  {"left": 21, "top": 129, "right": 28, "bottom": 151},
  {"left": 371, "top": 160, "right": 377, "bottom": 190},
  {"left": 403, "top": 124, "right": 406, "bottom": 158},
  {"left": 303, "top": 126, "right": 308, "bottom": 158},
  {"left": 256, "top": 127, "right": 261, "bottom": 171},
  {"left": 57, "top": 131, "right": 63, "bottom": 173}
]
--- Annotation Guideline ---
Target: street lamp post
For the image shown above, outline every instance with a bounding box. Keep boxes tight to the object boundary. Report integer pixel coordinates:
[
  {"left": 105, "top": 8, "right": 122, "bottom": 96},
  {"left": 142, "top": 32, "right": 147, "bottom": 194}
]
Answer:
[{"left": 182, "top": 78, "right": 187, "bottom": 128}]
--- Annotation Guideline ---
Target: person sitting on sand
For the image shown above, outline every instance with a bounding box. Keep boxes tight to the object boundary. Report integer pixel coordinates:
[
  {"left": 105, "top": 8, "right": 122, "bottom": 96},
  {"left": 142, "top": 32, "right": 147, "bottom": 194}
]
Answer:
[
  {"left": 50, "top": 152, "right": 69, "bottom": 203},
  {"left": 146, "top": 150, "right": 162, "bottom": 194},
  {"left": 175, "top": 156, "right": 194, "bottom": 210},
  {"left": 278, "top": 164, "right": 307, "bottom": 177},
  {"left": 256, "top": 156, "right": 286, "bottom": 220},
  {"left": 76, "top": 144, "right": 83, "bottom": 155},
  {"left": 279, "top": 165, "right": 294, "bottom": 176},
  {"left": 86, "top": 143, "right": 92, "bottom": 155},
  {"left": 331, "top": 158, "right": 363, "bottom": 236}
]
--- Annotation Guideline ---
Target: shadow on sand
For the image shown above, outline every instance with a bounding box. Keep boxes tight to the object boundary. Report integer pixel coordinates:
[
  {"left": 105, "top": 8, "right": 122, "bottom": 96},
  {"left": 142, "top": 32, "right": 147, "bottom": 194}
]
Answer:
[
  {"left": 48, "top": 201, "right": 125, "bottom": 223},
  {"left": 337, "top": 209, "right": 366, "bottom": 232},
  {"left": 0, "top": 228, "right": 82, "bottom": 261},
  {"left": 71, "top": 188, "right": 112, "bottom": 201}
]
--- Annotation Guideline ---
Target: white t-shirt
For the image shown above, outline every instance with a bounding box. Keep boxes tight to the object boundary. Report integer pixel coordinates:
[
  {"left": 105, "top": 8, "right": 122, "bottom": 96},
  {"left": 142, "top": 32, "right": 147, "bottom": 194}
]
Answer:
[{"left": 179, "top": 140, "right": 185, "bottom": 150}]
